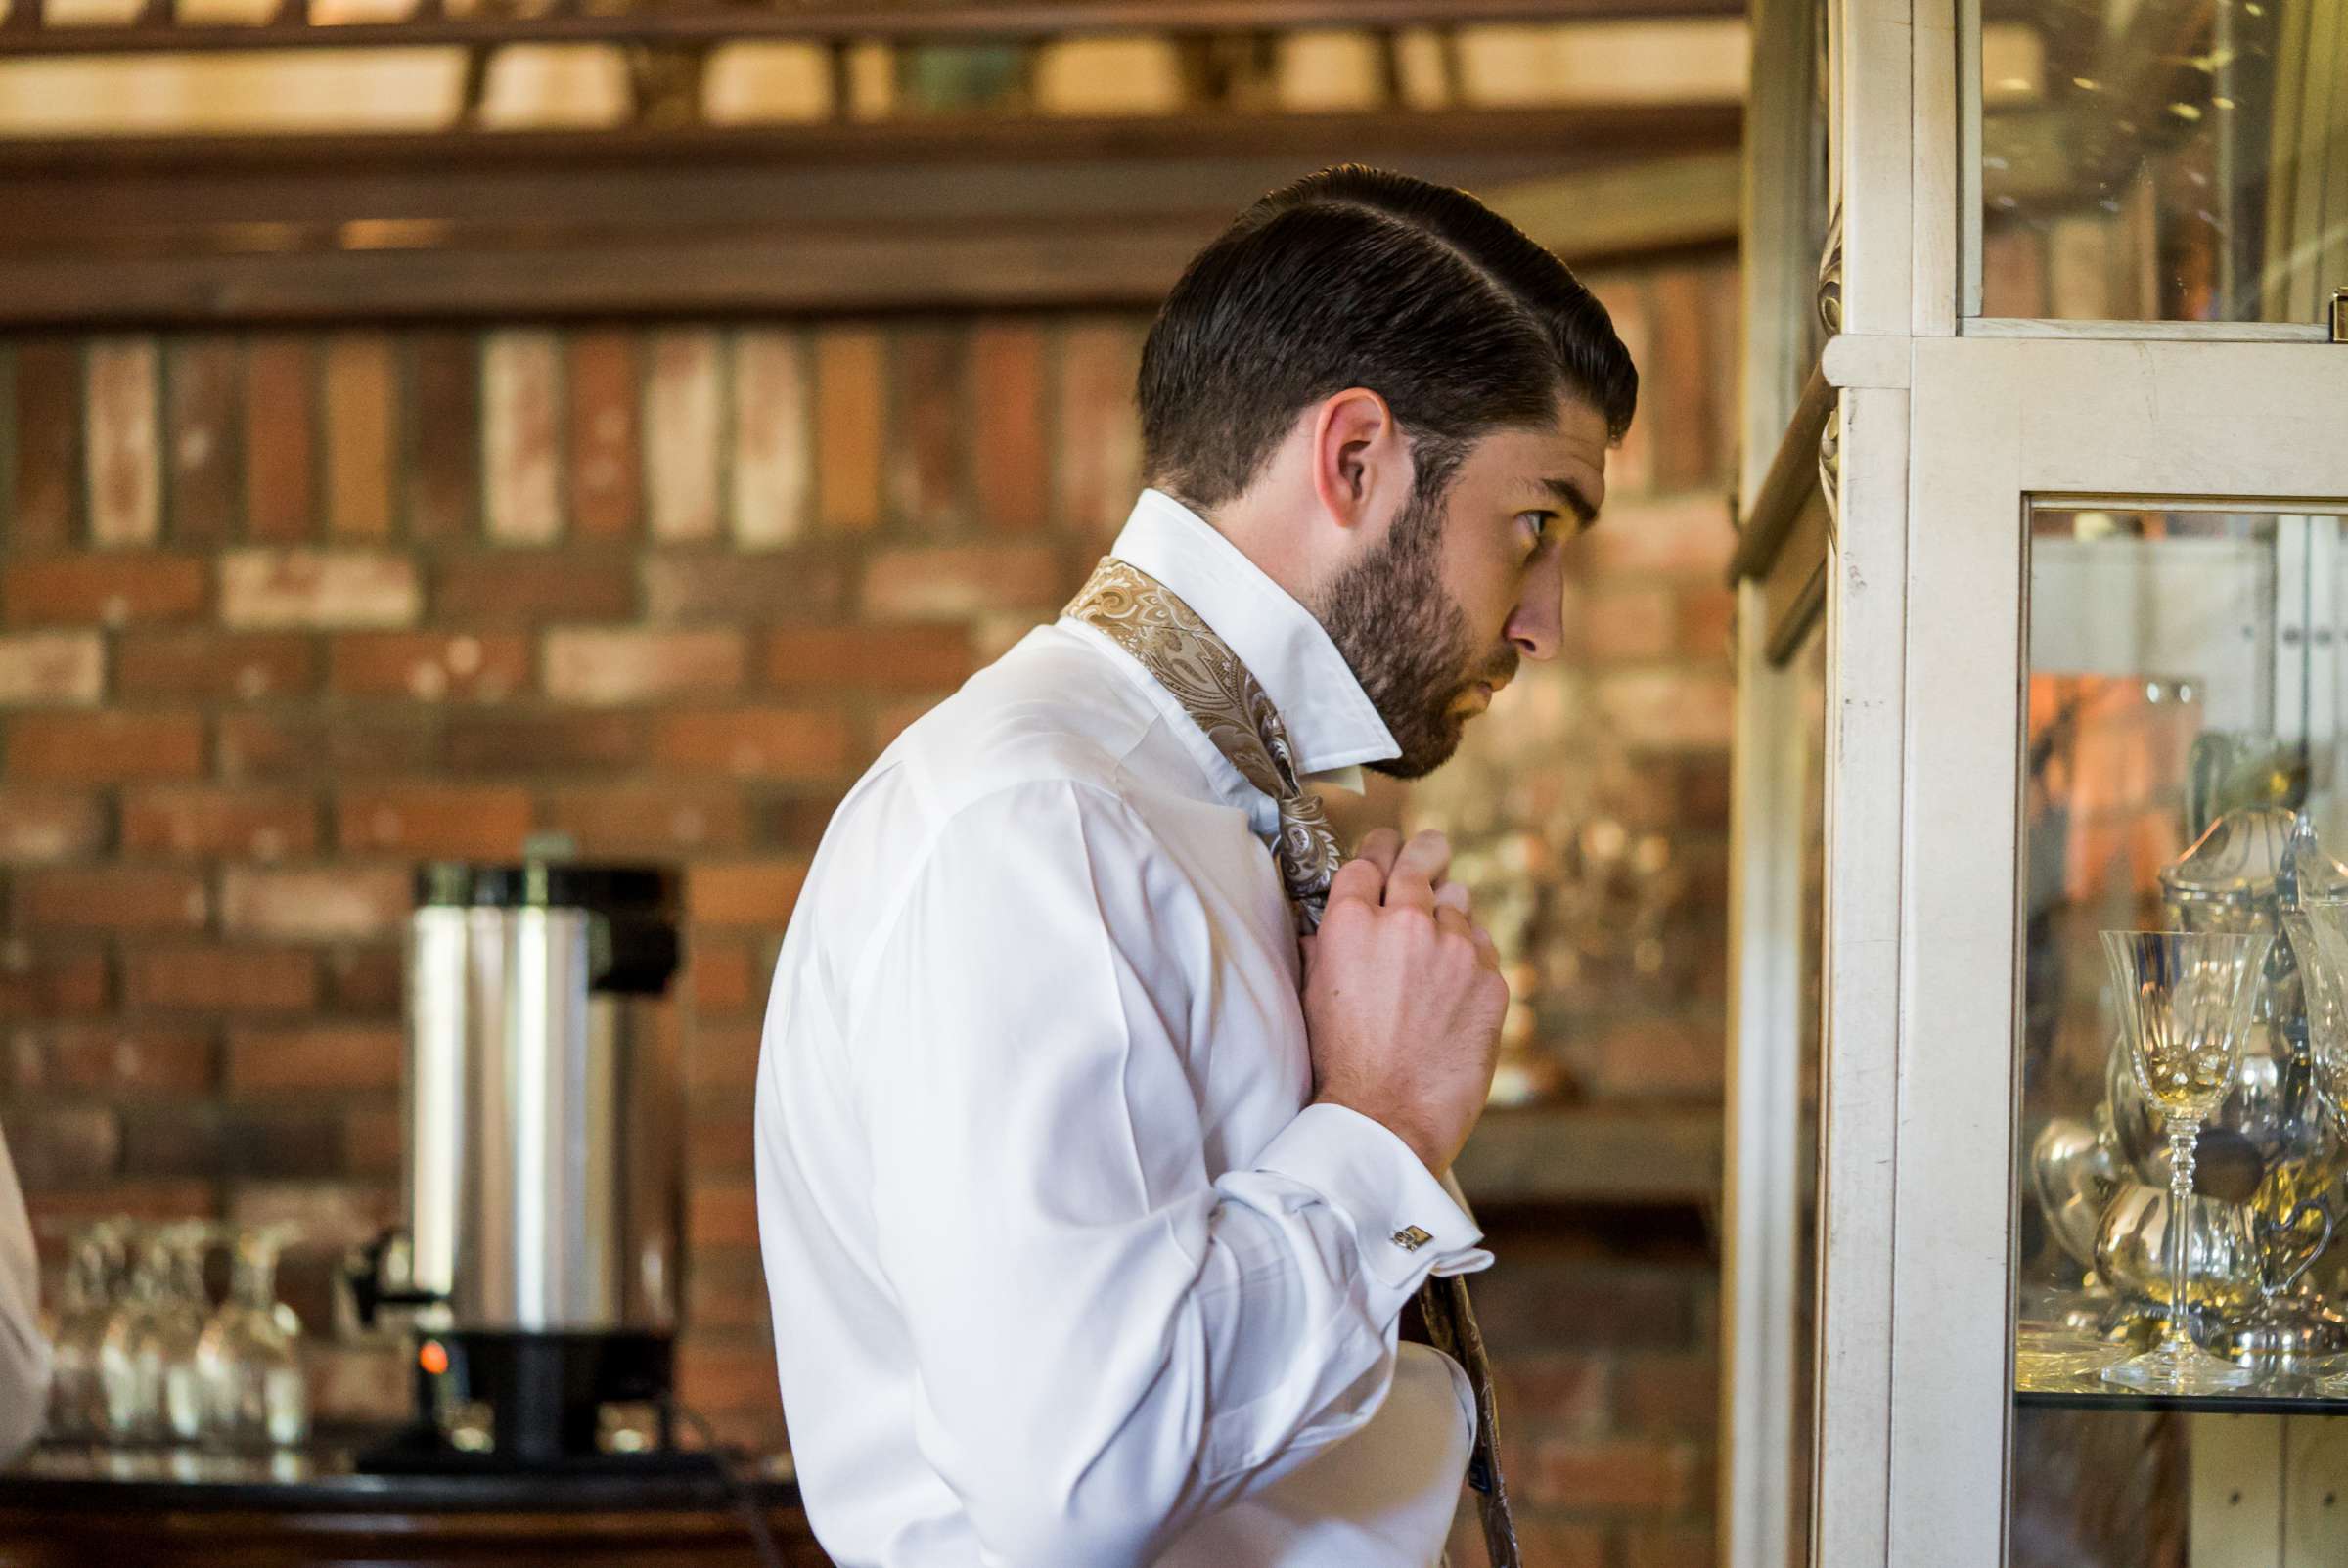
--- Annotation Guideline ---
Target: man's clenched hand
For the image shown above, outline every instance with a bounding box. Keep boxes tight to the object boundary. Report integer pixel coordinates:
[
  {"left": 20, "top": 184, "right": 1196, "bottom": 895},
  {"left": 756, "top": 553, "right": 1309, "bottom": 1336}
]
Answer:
[{"left": 1300, "top": 828, "right": 1507, "bottom": 1175}]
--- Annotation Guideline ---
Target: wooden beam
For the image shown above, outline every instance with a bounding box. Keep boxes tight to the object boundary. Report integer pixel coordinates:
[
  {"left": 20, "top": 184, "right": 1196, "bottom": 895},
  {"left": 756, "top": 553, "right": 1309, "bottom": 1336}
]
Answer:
[
  {"left": 0, "top": 105, "right": 1740, "bottom": 325},
  {"left": 0, "top": 0, "right": 1744, "bottom": 57},
  {"left": 1484, "top": 148, "right": 1742, "bottom": 263},
  {"left": 0, "top": 104, "right": 1742, "bottom": 187}
]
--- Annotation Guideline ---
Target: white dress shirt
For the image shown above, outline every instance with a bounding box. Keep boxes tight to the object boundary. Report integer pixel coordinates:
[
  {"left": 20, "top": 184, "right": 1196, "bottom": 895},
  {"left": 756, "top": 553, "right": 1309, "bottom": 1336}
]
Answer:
[
  {"left": 0, "top": 1125, "right": 52, "bottom": 1462},
  {"left": 755, "top": 488, "right": 1493, "bottom": 1568}
]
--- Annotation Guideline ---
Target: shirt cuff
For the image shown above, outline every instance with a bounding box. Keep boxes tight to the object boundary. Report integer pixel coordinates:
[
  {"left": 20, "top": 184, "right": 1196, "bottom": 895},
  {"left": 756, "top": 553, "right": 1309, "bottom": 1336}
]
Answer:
[{"left": 1253, "top": 1103, "right": 1494, "bottom": 1315}]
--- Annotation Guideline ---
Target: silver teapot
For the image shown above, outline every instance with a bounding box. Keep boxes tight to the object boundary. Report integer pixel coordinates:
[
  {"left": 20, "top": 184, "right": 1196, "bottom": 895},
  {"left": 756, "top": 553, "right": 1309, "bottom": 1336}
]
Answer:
[{"left": 2094, "top": 1183, "right": 2262, "bottom": 1321}]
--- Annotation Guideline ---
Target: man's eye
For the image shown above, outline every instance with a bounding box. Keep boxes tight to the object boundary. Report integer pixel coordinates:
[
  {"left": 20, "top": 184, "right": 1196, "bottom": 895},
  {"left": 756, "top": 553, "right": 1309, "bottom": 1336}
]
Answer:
[{"left": 1520, "top": 513, "right": 1552, "bottom": 555}]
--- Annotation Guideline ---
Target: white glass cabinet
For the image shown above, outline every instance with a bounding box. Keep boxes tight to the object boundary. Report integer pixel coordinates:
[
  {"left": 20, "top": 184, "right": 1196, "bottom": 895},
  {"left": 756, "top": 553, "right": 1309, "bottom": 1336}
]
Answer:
[{"left": 1721, "top": 0, "right": 2348, "bottom": 1563}]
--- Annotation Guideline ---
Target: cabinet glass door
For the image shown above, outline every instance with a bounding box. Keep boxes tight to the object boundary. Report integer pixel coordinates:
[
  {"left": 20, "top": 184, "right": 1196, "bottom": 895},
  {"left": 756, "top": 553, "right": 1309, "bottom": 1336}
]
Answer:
[
  {"left": 1881, "top": 335, "right": 2348, "bottom": 1568},
  {"left": 2013, "top": 502, "right": 2348, "bottom": 1565}
]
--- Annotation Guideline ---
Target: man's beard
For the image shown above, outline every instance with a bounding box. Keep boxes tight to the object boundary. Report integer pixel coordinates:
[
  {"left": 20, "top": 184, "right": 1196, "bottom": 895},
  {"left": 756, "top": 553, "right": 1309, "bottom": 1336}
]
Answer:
[{"left": 1309, "top": 483, "right": 1513, "bottom": 781}]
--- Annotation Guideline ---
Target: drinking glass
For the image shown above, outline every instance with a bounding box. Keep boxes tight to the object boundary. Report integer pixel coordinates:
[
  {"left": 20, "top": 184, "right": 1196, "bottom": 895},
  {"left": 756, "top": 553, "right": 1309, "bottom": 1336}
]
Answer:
[
  {"left": 2099, "top": 929, "right": 2273, "bottom": 1394},
  {"left": 158, "top": 1223, "right": 213, "bottom": 1443},
  {"left": 195, "top": 1225, "right": 307, "bottom": 1450},
  {"left": 98, "top": 1228, "right": 171, "bottom": 1441},
  {"left": 44, "top": 1222, "right": 123, "bottom": 1442}
]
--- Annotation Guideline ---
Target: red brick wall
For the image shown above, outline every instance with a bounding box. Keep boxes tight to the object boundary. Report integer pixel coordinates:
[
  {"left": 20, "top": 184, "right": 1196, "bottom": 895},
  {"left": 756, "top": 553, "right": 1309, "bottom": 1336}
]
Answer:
[{"left": 0, "top": 256, "right": 1735, "bottom": 1564}]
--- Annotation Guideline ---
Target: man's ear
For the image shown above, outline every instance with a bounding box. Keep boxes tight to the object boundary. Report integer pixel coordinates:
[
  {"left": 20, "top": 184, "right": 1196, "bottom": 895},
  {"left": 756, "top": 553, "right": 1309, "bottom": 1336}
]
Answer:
[{"left": 1308, "top": 387, "right": 1401, "bottom": 533}]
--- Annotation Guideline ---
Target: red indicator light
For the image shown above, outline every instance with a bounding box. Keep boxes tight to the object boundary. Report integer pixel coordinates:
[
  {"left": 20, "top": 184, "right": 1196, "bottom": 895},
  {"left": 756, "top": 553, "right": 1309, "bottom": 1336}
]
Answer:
[{"left": 419, "top": 1340, "right": 450, "bottom": 1376}]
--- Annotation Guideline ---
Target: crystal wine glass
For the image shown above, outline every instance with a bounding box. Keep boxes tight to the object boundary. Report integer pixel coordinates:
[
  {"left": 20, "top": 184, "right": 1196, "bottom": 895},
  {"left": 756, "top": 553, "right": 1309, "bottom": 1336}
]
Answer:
[
  {"left": 2100, "top": 928, "right": 2273, "bottom": 1394},
  {"left": 2285, "top": 898, "right": 2348, "bottom": 1389},
  {"left": 2286, "top": 899, "right": 2348, "bottom": 1117}
]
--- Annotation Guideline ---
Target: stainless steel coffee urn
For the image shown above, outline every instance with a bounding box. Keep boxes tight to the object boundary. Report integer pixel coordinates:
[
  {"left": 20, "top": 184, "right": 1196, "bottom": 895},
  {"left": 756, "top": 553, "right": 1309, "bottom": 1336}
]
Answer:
[{"left": 351, "top": 861, "right": 685, "bottom": 1468}]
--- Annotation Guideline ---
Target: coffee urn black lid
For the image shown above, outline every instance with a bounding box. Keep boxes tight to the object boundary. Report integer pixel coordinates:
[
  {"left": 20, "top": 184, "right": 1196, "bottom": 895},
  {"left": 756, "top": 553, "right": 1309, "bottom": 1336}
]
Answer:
[
  {"left": 414, "top": 861, "right": 679, "bottom": 917},
  {"left": 415, "top": 862, "right": 682, "bottom": 994}
]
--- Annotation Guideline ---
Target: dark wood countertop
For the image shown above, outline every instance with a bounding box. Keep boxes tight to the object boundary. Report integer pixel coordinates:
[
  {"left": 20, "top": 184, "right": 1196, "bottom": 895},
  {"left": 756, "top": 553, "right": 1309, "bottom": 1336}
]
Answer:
[
  {"left": 0, "top": 1436, "right": 830, "bottom": 1568},
  {"left": 0, "top": 1435, "right": 800, "bottom": 1513}
]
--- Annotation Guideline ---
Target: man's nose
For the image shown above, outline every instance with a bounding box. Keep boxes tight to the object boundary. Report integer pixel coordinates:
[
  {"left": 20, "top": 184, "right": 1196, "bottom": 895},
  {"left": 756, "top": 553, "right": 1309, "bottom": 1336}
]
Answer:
[{"left": 1505, "top": 560, "right": 1566, "bottom": 662}]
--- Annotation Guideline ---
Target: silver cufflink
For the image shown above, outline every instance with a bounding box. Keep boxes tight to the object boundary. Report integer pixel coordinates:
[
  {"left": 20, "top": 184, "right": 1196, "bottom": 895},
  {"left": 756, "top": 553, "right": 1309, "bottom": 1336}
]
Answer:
[{"left": 1390, "top": 1226, "right": 1432, "bottom": 1252}]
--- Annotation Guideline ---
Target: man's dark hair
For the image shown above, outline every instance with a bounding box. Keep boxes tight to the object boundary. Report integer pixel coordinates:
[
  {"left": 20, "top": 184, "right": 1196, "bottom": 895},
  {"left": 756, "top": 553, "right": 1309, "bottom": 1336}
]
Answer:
[{"left": 1137, "top": 164, "right": 1639, "bottom": 515}]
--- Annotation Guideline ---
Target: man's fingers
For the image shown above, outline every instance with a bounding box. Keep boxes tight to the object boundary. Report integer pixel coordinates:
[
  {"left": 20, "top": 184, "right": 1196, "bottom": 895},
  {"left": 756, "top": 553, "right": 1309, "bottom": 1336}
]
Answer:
[
  {"left": 1434, "top": 903, "right": 1476, "bottom": 947},
  {"left": 1328, "top": 856, "right": 1385, "bottom": 910},
  {"left": 1383, "top": 829, "right": 1451, "bottom": 912},
  {"left": 1433, "top": 879, "right": 1472, "bottom": 917},
  {"left": 1469, "top": 922, "right": 1501, "bottom": 969},
  {"left": 1393, "top": 829, "right": 1452, "bottom": 887},
  {"left": 1353, "top": 827, "right": 1403, "bottom": 881}
]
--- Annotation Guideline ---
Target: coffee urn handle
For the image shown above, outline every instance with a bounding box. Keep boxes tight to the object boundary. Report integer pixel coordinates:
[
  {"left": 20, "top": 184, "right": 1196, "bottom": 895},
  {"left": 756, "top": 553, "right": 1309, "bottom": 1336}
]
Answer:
[{"left": 342, "top": 1228, "right": 447, "bottom": 1332}]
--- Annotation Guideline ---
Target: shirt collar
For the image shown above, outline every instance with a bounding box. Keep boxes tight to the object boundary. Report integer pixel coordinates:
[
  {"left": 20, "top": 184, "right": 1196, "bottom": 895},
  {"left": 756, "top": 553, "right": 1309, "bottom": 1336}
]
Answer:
[{"left": 1101, "top": 488, "right": 1398, "bottom": 784}]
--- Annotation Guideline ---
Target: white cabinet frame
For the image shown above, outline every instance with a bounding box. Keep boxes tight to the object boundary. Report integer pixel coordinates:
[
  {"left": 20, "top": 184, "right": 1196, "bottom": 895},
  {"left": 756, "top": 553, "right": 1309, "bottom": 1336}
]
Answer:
[
  {"left": 1726, "top": 0, "right": 2348, "bottom": 1557},
  {"left": 1888, "top": 338, "right": 2348, "bottom": 1568}
]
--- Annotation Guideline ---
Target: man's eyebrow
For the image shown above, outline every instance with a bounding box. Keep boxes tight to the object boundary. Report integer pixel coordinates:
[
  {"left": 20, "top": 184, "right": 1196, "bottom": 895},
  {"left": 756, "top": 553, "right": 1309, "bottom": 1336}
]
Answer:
[{"left": 1529, "top": 476, "right": 1600, "bottom": 527}]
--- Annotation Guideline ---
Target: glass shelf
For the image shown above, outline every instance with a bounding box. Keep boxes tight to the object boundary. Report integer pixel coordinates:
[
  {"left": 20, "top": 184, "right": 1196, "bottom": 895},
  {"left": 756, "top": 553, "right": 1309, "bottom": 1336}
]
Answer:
[{"left": 2018, "top": 1389, "right": 2348, "bottom": 1417}]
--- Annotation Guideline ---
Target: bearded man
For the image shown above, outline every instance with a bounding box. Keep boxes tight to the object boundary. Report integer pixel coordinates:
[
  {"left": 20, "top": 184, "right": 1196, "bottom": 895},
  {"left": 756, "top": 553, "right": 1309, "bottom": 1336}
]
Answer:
[{"left": 754, "top": 163, "right": 1637, "bottom": 1568}]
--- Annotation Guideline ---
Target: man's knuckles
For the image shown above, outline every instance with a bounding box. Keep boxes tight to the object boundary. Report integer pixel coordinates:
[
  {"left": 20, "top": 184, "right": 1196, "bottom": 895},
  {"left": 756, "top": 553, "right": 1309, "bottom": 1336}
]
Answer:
[
  {"left": 1314, "top": 897, "right": 1377, "bottom": 946},
  {"left": 1327, "top": 858, "right": 1385, "bottom": 906},
  {"left": 1313, "top": 901, "right": 1501, "bottom": 993},
  {"left": 1385, "top": 902, "right": 1439, "bottom": 937}
]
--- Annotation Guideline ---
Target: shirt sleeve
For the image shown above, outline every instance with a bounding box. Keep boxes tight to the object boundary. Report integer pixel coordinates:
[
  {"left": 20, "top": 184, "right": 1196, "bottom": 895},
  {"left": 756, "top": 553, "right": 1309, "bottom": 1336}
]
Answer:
[
  {"left": 853, "top": 778, "right": 1489, "bottom": 1567},
  {"left": 0, "top": 1122, "right": 53, "bottom": 1462}
]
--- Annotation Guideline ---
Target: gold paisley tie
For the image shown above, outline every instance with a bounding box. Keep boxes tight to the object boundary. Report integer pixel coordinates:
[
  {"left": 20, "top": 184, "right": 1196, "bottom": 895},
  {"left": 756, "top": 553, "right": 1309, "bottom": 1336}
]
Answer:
[{"left": 1063, "top": 555, "right": 1520, "bottom": 1568}]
